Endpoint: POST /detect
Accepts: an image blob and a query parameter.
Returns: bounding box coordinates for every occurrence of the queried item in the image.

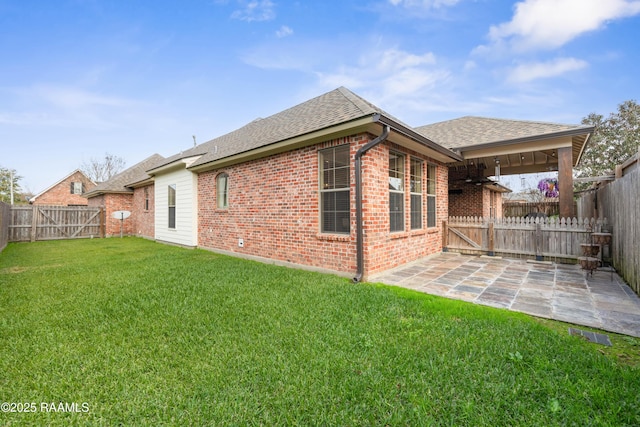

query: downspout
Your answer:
[353,123,390,282]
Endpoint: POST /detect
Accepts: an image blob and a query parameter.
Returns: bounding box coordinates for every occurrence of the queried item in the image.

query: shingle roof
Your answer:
[415,116,590,150]
[84,153,165,197]
[187,87,408,169]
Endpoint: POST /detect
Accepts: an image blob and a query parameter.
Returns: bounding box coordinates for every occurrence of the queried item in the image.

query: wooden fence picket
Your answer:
[8,205,104,242]
[444,216,604,261]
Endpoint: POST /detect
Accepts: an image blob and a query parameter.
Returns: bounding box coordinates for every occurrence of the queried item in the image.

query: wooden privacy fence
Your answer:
[0,201,10,252]
[9,205,104,242]
[577,152,639,294]
[444,216,609,262]
[503,201,560,217]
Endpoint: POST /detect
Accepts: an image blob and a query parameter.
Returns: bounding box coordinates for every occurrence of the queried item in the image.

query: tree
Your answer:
[576,100,640,188]
[0,166,22,204]
[81,153,126,183]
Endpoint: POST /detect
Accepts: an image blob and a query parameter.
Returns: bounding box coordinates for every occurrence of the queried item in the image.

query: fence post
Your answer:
[442,220,448,252]
[534,222,543,261]
[30,205,38,242]
[100,208,106,238]
[488,221,495,256]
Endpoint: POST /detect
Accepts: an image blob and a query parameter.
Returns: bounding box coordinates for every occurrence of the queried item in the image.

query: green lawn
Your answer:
[1,238,639,426]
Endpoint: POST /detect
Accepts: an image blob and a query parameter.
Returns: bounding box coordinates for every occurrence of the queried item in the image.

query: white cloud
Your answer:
[0,84,146,130]
[231,0,275,22]
[507,57,588,83]
[276,25,293,38]
[30,85,134,109]
[315,48,449,106]
[483,0,640,52]
[388,0,461,9]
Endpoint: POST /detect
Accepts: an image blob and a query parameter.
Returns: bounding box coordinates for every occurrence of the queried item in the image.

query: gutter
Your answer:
[353,122,390,283]
[452,125,595,154]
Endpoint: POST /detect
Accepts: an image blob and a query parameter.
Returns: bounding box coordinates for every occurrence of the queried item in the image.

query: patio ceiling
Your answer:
[416,116,594,178]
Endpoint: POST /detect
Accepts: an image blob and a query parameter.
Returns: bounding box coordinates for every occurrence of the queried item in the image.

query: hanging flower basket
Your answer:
[537,178,559,198]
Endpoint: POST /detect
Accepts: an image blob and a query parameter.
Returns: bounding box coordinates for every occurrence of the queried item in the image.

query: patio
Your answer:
[371,252,640,338]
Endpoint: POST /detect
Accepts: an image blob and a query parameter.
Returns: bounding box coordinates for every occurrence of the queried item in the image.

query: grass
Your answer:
[0,238,639,426]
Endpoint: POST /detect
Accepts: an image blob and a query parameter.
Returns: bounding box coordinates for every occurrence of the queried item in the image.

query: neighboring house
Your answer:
[84,154,164,238]
[86,87,593,280]
[30,169,96,206]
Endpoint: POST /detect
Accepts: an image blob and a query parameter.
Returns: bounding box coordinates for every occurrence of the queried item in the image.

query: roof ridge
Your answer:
[336,86,378,116]
[422,115,586,129]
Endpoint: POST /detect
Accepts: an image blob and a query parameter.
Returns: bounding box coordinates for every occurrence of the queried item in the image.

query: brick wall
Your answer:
[32,171,96,206]
[197,133,449,279]
[88,193,134,236]
[361,142,448,276]
[447,166,504,218]
[198,137,356,273]
[132,184,155,238]
[449,181,484,217]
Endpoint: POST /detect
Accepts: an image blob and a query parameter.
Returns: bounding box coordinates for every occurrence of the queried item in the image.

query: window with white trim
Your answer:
[71,182,83,195]
[319,145,350,234]
[217,173,229,209]
[389,151,405,232]
[168,184,176,229]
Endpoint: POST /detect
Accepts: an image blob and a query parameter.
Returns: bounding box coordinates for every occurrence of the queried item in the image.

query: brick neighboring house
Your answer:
[84,154,164,238]
[88,87,593,280]
[29,169,96,206]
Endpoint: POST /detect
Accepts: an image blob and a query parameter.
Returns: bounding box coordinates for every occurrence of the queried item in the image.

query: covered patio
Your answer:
[371,252,640,338]
[416,117,595,218]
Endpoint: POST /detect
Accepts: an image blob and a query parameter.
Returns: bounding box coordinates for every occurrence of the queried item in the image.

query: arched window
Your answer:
[217,173,229,209]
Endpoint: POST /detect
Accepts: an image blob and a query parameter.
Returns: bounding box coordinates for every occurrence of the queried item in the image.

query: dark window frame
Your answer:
[410,157,423,230]
[319,145,350,234]
[427,163,437,228]
[389,151,405,233]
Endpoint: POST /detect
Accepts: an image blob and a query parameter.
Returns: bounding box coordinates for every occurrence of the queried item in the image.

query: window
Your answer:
[168,184,176,229]
[427,164,436,228]
[389,151,405,232]
[144,187,150,211]
[217,173,229,209]
[410,158,423,230]
[320,145,350,234]
[70,182,83,195]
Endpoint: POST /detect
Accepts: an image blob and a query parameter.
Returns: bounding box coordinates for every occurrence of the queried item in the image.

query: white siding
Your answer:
[154,168,198,246]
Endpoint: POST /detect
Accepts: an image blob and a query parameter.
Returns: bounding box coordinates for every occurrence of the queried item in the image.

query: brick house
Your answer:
[143,88,460,280]
[84,154,164,238]
[30,169,96,206]
[86,87,593,280]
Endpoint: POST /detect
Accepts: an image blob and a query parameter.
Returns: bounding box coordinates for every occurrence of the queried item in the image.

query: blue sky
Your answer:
[2,0,639,194]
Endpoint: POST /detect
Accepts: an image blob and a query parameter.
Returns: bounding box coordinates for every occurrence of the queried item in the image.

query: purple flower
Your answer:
[537,178,559,198]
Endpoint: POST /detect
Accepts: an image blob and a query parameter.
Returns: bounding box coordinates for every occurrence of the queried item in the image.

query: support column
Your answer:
[558,146,574,219]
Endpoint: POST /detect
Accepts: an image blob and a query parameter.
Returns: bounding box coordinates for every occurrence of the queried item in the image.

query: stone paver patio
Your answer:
[370,252,640,338]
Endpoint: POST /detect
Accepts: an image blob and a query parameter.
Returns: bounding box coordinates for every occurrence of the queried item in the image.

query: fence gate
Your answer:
[9,205,104,242]
[444,216,608,261]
